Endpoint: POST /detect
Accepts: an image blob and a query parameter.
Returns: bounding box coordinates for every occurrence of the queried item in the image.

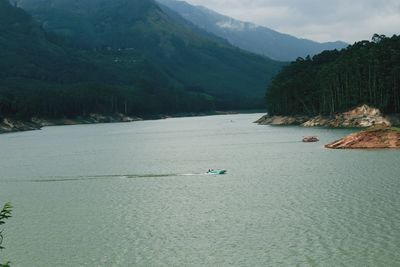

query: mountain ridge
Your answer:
[157,0,348,61]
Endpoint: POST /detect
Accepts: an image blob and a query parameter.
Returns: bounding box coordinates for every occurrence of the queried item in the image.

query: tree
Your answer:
[372,33,386,43]
[265,34,400,115]
[0,203,12,267]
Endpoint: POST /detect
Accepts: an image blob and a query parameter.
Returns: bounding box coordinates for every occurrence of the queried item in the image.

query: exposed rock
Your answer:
[257,105,395,128]
[302,136,319,142]
[255,115,309,125]
[302,105,392,128]
[0,113,144,134]
[87,113,142,123]
[301,116,331,127]
[332,104,391,127]
[325,127,400,149]
[31,117,56,127]
[344,104,381,117]
[0,118,41,133]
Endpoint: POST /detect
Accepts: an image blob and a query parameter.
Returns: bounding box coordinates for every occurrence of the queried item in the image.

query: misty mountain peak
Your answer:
[216,20,258,32]
[157,0,348,61]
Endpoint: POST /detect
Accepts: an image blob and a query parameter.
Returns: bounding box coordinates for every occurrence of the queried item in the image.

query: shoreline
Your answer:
[255,105,400,128]
[255,105,400,149]
[0,110,265,135]
[325,127,400,149]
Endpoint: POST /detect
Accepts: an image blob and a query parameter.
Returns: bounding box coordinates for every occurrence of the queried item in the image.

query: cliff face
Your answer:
[325,127,400,149]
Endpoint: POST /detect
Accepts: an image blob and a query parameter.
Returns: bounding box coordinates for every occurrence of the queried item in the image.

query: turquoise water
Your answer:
[1,113,400,266]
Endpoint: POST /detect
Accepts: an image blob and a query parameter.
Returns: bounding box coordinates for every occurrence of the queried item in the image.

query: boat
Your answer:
[206,169,227,175]
[302,136,319,142]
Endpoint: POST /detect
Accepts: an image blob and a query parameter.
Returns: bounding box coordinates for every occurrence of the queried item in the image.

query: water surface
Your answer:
[1,114,400,266]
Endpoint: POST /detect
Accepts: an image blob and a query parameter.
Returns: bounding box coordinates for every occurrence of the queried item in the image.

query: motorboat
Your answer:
[206,169,227,175]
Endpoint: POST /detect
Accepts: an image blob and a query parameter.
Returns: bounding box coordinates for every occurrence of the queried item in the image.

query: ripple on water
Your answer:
[1,114,400,266]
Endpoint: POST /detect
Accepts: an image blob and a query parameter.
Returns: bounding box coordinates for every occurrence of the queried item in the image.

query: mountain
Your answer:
[265,34,400,116]
[0,0,130,118]
[1,0,203,118]
[0,0,108,84]
[14,0,284,111]
[157,0,348,61]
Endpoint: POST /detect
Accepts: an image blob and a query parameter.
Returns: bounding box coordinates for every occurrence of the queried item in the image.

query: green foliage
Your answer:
[0,202,12,267]
[266,34,400,115]
[0,0,283,120]
[0,203,12,222]
[0,261,10,267]
[0,83,215,118]
[0,202,12,249]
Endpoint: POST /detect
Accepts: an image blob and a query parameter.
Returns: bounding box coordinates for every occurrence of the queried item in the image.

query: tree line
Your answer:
[266,34,400,115]
[0,84,215,119]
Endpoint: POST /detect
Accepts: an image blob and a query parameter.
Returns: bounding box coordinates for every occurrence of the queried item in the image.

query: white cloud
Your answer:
[184,0,400,43]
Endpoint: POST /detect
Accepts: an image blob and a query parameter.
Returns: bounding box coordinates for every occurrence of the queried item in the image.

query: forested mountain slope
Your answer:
[0,0,110,84]
[1,0,284,119]
[0,0,125,118]
[15,0,283,110]
[0,0,217,117]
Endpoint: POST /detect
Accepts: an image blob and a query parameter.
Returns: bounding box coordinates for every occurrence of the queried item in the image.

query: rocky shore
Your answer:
[256,105,400,149]
[0,113,142,134]
[0,111,239,134]
[325,127,400,149]
[256,105,398,128]
[0,118,42,133]
[254,115,309,126]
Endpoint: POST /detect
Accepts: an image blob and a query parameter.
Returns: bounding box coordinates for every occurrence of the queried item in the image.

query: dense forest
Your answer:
[0,0,283,120]
[266,34,400,116]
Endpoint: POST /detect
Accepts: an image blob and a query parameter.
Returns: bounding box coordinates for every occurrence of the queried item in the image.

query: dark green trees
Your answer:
[266,35,400,115]
[0,203,12,267]
[0,0,283,120]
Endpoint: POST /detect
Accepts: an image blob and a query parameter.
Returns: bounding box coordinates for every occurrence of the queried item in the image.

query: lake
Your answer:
[1,113,400,266]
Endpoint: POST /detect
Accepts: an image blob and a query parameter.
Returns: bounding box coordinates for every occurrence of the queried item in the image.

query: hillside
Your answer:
[265,34,400,116]
[0,0,108,84]
[1,0,222,118]
[157,0,348,61]
[15,0,284,110]
[0,0,123,118]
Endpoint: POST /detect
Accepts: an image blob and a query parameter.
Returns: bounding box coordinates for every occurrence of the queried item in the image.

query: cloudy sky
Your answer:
[184,0,400,43]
